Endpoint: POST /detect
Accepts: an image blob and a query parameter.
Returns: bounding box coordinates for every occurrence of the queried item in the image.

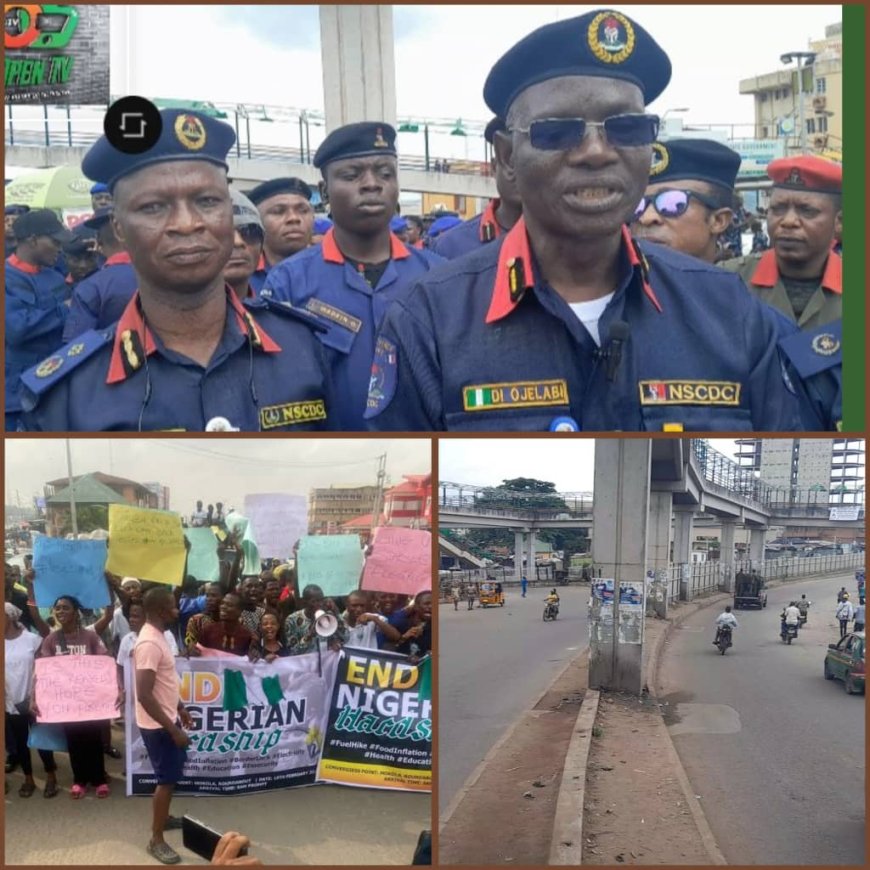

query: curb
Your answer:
[439,646,590,830]
[548,688,600,865]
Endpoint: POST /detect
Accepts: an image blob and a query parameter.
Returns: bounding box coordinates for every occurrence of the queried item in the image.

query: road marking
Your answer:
[668,703,742,736]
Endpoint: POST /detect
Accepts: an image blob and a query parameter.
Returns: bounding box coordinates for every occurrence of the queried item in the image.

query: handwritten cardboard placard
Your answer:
[361,527,432,596]
[243,494,307,559]
[32,537,109,608]
[34,655,118,723]
[185,527,220,582]
[297,535,364,597]
[105,504,186,586]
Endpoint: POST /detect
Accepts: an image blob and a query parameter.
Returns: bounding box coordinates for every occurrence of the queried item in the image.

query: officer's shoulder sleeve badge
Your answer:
[363,337,398,419]
[20,328,115,397]
[778,323,842,380]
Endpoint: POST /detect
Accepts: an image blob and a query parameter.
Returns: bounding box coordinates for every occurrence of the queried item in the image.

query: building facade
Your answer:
[308,485,382,534]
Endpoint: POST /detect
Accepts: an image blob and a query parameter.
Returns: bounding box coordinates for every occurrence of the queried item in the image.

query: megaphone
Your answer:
[314,609,338,638]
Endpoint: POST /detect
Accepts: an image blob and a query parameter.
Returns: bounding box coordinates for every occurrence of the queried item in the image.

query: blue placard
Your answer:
[32,537,109,609]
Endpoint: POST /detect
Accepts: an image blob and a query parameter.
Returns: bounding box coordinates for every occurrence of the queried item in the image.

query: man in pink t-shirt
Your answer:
[134,586,192,865]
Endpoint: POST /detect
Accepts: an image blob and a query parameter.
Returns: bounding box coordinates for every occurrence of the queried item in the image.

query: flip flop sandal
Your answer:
[95,783,110,798]
[43,781,59,799]
[70,784,86,799]
[18,782,36,798]
[147,840,181,865]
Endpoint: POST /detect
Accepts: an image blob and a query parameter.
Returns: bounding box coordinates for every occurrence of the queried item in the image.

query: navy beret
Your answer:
[314,122,397,170]
[389,216,408,233]
[648,139,741,192]
[82,109,236,191]
[89,182,109,195]
[484,9,671,117]
[428,215,463,238]
[313,217,333,234]
[63,224,98,255]
[5,204,30,216]
[248,176,312,205]
[484,117,506,145]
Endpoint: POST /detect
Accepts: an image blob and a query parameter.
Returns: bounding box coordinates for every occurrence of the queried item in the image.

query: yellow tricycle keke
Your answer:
[479,581,504,607]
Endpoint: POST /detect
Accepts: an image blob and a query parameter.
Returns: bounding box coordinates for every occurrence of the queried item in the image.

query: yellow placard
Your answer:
[316,758,431,791]
[105,504,186,586]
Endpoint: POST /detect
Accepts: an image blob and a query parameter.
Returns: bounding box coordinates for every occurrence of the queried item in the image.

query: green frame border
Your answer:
[842,4,865,431]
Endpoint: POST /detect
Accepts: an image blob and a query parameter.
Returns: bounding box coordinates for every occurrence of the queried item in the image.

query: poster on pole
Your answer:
[35,656,118,723]
[185,527,221,582]
[361,527,431,596]
[125,653,338,796]
[32,536,109,608]
[105,504,186,585]
[243,494,307,559]
[317,648,432,792]
[297,536,364,597]
[617,581,644,645]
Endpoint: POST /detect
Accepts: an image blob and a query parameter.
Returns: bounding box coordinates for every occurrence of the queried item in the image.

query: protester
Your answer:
[283,584,347,655]
[117,599,179,697]
[374,591,407,619]
[5,602,58,798]
[343,590,401,649]
[33,595,117,799]
[199,592,254,655]
[134,586,192,864]
[191,502,208,527]
[248,612,290,661]
[239,576,266,635]
[185,582,223,654]
[836,594,854,639]
[390,591,432,660]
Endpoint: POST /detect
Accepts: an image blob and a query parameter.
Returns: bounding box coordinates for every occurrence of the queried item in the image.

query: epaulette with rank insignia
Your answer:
[19,328,115,399]
[244,296,328,334]
[778,322,842,380]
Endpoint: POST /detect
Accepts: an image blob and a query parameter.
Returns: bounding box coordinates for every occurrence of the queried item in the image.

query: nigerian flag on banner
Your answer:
[417,654,431,704]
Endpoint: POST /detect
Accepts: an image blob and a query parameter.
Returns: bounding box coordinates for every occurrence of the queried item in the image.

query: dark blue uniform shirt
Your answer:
[430,200,504,260]
[5,254,69,425]
[63,252,139,341]
[262,229,444,429]
[364,219,803,432]
[20,289,337,432]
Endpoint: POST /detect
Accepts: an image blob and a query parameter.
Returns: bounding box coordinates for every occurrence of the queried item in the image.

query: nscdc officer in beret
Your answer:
[19,108,337,432]
[430,117,523,260]
[246,176,315,293]
[632,138,741,264]
[261,121,445,430]
[720,155,842,330]
[366,9,802,432]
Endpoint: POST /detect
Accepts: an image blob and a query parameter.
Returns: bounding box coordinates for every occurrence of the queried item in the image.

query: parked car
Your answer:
[824,631,865,694]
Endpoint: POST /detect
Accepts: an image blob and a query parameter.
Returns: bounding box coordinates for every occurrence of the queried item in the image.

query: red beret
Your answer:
[767,155,841,193]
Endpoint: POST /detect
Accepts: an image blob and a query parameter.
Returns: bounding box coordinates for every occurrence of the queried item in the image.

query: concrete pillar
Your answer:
[589,439,651,695]
[647,491,673,573]
[673,509,695,601]
[514,531,524,584]
[526,531,536,586]
[319,5,398,133]
[749,527,766,570]
[719,521,737,593]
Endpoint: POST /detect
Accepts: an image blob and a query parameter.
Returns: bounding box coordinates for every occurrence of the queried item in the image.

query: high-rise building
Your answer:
[735,438,864,504]
[307,485,382,534]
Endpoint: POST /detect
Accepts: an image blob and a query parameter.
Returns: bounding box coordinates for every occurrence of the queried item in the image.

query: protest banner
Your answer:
[32,536,109,608]
[105,504,186,585]
[225,512,260,573]
[243,494,307,559]
[185,527,221,582]
[361,527,432,596]
[318,648,432,792]
[125,652,339,796]
[297,535,364,597]
[34,656,118,723]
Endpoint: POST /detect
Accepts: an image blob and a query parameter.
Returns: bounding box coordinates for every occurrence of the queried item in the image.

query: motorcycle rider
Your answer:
[796,594,811,625]
[713,605,738,645]
[546,588,560,617]
[781,601,801,640]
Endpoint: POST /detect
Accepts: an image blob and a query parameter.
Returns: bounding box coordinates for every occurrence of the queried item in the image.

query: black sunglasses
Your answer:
[632,189,722,221]
[510,114,660,150]
[237,224,265,244]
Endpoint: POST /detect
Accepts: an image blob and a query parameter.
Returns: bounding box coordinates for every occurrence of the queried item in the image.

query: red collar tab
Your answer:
[256,252,267,271]
[485,217,535,324]
[480,199,502,243]
[625,226,663,313]
[752,248,841,295]
[7,253,40,274]
[106,292,157,384]
[227,288,282,352]
[104,251,132,267]
[65,273,74,285]
[322,227,409,263]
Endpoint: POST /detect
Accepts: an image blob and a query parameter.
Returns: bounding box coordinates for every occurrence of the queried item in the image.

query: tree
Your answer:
[55,504,108,536]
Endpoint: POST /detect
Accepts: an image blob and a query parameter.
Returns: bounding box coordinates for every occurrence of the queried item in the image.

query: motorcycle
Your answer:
[780,622,799,644]
[543,601,559,621]
[716,626,733,655]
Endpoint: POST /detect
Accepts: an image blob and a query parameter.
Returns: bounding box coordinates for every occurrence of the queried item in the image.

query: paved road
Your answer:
[4,732,428,865]
[439,585,590,813]
[658,572,865,865]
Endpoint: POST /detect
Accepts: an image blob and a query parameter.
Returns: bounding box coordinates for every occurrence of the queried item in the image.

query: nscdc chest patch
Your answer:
[639,380,741,406]
[259,400,327,429]
[175,114,207,151]
[364,337,398,418]
[588,11,635,64]
[463,380,569,412]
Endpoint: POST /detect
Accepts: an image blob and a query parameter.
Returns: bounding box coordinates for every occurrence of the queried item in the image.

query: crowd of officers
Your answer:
[5,8,843,433]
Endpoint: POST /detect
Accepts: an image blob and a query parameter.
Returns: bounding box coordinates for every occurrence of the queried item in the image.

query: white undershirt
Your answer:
[568,293,615,346]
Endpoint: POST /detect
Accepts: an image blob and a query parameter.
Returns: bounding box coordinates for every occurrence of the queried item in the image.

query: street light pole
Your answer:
[780,51,816,154]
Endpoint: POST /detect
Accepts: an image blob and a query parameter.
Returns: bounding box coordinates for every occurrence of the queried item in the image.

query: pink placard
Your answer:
[361,527,432,596]
[34,655,119,723]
